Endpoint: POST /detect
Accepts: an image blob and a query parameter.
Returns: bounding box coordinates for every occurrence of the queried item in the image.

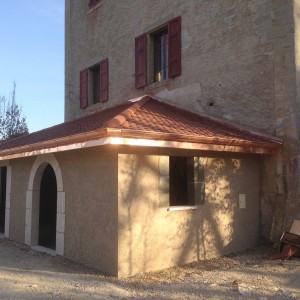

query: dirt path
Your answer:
[0,239,299,299]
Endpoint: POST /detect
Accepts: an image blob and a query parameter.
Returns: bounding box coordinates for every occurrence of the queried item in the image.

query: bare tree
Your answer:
[0,83,29,141]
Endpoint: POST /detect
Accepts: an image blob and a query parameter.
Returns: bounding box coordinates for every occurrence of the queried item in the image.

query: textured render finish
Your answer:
[9,157,36,243]
[5,147,118,276]
[118,153,260,277]
[65,0,275,134]
[56,147,119,276]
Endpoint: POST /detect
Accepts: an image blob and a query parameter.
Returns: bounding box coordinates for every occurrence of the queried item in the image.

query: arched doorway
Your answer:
[25,154,65,256]
[38,164,57,250]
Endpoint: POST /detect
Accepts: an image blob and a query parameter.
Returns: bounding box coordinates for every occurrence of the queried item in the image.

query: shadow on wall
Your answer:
[118,154,256,276]
[197,158,240,261]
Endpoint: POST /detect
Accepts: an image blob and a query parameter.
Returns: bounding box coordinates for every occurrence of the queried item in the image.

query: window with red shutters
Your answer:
[135,16,181,87]
[100,58,108,102]
[80,58,109,108]
[168,16,181,78]
[135,33,147,88]
[80,69,88,109]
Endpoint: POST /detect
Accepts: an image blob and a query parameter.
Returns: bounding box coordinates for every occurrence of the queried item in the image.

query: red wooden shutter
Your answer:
[80,69,88,109]
[100,58,108,102]
[168,16,181,78]
[135,33,147,88]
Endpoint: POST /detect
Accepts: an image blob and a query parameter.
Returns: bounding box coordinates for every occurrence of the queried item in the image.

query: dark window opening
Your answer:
[169,156,205,206]
[0,167,7,234]
[169,156,187,206]
[39,164,57,250]
[90,64,100,104]
[153,28,168,82]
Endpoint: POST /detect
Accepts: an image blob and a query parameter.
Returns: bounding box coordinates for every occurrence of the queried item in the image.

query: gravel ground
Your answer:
[0,238,299,299]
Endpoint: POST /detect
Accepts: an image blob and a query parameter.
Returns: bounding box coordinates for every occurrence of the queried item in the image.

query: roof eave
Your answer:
[107,128,282,149]
[0,129,281,161]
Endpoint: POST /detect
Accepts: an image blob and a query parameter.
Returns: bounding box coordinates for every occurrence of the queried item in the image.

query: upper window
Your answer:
[135,16,181,88]
[153,28,168,82]
[79,58,109,109]
[88,0,102,9]
[90,64,100,104]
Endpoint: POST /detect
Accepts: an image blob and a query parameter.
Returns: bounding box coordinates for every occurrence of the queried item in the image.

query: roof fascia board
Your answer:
[0,136,279,161]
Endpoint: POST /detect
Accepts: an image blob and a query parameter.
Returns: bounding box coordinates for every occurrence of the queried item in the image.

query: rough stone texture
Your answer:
[65,0,275,134]
[118,152,260,277]
[267,0,300,241]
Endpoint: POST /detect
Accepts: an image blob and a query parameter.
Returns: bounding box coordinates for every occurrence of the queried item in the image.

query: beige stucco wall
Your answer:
[56,147,118,275]
[65,0,275,134]
[9,157,36,243]
[7,147,118,276]
[118,153,260,277]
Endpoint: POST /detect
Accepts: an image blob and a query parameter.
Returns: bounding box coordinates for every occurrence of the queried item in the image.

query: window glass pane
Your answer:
[92,65,100,104]
[169,156,188,206]
[169,156,205,206]
[153,29,168,82]
[89,64,100,104]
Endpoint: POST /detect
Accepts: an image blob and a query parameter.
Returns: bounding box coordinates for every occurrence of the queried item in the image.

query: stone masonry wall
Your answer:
[65,0,276,135]
[65,0,300,242]
[264,0,300,241]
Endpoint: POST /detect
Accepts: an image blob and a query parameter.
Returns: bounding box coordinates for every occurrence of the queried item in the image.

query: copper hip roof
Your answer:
[0,95,282,159]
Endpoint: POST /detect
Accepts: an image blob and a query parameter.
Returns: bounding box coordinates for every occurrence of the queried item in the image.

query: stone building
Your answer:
[0,0,299,276]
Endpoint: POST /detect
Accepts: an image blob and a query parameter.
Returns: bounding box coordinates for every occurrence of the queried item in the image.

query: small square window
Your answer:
[169,156,189,206]
[169,156,205,207]
[158,156,205,208]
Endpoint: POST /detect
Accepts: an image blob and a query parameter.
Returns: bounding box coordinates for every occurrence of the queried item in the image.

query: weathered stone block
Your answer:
[282,33,295,48]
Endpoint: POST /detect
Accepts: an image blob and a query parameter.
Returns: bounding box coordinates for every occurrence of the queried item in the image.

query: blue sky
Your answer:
[0,0,64,133]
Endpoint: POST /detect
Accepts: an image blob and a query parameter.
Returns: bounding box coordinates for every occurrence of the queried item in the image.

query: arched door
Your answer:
[38,164,57,250]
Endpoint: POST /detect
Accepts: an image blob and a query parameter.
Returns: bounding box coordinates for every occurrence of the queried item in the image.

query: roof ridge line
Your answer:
[104,95,150,128]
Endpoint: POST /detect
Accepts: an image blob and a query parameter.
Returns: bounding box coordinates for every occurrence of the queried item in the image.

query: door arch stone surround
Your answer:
[25,154,65,255]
